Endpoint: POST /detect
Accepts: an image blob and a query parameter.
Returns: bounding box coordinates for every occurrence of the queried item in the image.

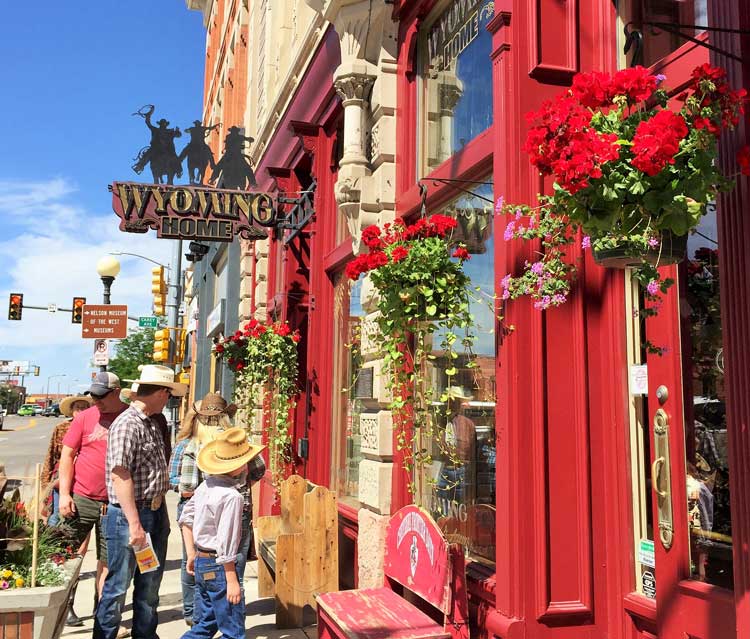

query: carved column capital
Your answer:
[334,72,376,105]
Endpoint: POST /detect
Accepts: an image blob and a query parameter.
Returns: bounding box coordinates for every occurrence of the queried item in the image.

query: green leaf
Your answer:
[426,304,437,316]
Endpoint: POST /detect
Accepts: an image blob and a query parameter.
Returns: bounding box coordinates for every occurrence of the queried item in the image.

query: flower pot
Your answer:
[593,232,688,269]
[0,556,82,639]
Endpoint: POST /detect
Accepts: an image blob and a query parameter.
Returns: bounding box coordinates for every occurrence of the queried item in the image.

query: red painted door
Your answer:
[646,222,736,638]
[624,3,739,636]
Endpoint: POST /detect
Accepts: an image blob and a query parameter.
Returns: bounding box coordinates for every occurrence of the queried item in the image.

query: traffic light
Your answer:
[8,293,23,320]
[151,267,167,317]
[153,328,170,362]
[33,366,40,376]
[175,328,186,363]
[72,297,86,324]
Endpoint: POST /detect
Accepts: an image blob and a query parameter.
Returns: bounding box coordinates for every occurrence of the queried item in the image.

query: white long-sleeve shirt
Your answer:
[178,474,244,564]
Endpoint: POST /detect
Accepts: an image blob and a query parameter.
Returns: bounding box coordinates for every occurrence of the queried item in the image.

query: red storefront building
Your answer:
[188,1,750,637]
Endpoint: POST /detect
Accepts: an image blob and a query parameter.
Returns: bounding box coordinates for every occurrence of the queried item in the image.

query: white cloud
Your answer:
[0,177,179,393]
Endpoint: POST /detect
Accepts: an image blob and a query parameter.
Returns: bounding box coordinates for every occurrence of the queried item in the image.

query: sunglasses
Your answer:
[90,389,114,400]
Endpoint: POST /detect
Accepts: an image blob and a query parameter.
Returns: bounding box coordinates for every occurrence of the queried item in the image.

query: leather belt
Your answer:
[111,495,164,511]
[195,545,216,558]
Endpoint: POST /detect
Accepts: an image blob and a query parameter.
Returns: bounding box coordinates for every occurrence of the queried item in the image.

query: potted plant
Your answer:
[499,63,747,311]
[212,320,301,487]
[345,214,476,494]
[0,487,81,639]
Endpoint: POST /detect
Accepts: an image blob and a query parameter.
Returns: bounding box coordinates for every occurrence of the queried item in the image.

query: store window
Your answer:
[331,274,366,506]
[620,0,708,68]
[419,0,494,175]
[419,182,496,564]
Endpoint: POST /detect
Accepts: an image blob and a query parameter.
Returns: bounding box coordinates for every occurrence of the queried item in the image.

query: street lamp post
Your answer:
[97,256,121,306]
[46,374,66,408]
[96,256,121,371]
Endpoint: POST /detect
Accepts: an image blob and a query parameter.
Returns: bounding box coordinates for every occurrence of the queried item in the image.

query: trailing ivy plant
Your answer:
[345,215,476,495]
[212,319,301,487]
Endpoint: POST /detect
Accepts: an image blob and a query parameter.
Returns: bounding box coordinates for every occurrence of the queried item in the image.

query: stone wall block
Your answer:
[357,508,388,588]
[358,459,393,513]
[359,410,393,458]
[360,312,382,359]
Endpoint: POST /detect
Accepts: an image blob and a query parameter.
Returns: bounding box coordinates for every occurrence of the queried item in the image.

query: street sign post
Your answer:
[138,316,158,328]
[93,339,109,366]
[81,304,128,339]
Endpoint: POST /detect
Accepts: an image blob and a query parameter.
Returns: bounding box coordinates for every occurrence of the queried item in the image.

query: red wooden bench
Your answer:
[316,505,469,639]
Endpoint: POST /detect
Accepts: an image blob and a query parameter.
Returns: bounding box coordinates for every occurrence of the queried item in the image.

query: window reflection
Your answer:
[683,218,732,588]
[419,182,496,564]
[421,0,494,174]
[332,275,365,504]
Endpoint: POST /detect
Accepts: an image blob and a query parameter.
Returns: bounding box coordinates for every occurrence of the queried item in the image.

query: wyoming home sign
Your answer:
[110,182,275,242]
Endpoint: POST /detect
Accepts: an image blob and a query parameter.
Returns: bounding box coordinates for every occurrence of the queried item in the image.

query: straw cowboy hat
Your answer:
[445,386,474,401]
[124,364,188,397]
[194,392,237,418]
[197,427,265,475]
[59,395,93,418]
[120,383,139,401]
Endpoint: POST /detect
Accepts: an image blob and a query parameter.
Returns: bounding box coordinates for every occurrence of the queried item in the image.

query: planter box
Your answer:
[0,556,82,639]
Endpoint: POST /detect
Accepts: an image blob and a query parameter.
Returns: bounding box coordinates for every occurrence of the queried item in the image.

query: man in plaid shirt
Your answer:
[94,365,187,639]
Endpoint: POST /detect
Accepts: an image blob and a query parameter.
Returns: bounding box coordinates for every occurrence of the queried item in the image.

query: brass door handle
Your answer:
[653,408,674,549]
[651,456,668,497]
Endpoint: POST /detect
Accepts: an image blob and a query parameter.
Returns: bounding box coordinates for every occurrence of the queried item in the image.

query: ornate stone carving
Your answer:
[334,73,376,104]
[439,83,463,114]
[335,175,361,205]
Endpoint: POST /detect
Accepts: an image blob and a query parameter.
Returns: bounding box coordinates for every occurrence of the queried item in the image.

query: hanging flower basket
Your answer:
[212,320,301,487]
[498,63,747,313]
[592,230,688,269]
[345,215,477,494]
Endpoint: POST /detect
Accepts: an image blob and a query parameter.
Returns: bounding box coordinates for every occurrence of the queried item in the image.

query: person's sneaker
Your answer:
[65,609,84,627]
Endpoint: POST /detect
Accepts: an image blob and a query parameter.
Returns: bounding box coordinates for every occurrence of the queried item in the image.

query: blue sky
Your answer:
[0,2,206,394]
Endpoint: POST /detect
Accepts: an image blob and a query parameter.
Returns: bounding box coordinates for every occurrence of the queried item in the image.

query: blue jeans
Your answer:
[177,498,195,623]
[184,556,245,639]
[48,489,61,526]
[93,503,170,639]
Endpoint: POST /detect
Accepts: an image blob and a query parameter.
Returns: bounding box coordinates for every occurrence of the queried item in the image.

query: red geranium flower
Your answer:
[452,246,470,260]
[391,246,409,262]
[631,110,688,176]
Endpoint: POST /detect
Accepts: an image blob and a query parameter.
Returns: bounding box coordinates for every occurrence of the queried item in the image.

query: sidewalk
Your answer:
[62,492,317,639]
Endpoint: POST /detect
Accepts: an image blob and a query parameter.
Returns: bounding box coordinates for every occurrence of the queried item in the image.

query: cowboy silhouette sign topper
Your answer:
[111,105,275,242]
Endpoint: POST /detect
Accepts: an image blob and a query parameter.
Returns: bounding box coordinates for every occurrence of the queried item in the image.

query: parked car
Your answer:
[32,405,44,415]
[42,403,61,417]
[17,404,37,416]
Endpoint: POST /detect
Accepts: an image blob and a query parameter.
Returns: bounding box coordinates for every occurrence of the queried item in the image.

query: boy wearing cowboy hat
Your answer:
[175,392,265,626]
[179,428,265,639]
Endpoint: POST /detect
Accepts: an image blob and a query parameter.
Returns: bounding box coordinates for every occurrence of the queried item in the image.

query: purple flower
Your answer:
[528,215,536,229]
[531,261,544,275]
[514,208,523,221]
[581,235,591,250]
[533,295,552,310]
[0,581,8,590]
[648,237,660,247]
[503,220,516,241]
[655,74,667,84]
[495,196,504,213]
[501,274,511,300]
[647,280,659,296]
[552,293,567,305]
